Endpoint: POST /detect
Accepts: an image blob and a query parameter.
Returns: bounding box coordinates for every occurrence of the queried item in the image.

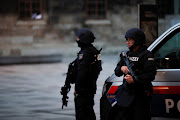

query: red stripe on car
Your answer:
[107,86,118,94]
[107,86,180,95]
[153,86,180,94]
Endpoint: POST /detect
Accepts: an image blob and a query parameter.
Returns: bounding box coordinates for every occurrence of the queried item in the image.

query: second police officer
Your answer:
[74,28,102,120]
[109,28,157,120]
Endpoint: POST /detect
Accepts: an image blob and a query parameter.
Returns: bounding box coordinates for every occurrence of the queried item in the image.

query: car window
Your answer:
[154,29,180,69]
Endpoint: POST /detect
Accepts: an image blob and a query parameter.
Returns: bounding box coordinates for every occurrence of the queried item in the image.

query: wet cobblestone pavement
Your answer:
[0,55,119,120]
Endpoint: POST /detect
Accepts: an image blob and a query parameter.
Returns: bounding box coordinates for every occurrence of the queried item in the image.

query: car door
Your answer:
[150,27,180,118]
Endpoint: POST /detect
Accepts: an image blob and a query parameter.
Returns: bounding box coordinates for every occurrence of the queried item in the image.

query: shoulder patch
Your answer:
[148,58,154,61]
[97,54,101,61]
[78,54,83,60]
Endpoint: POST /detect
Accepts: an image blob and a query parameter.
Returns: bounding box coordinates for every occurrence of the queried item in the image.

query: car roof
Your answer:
[148,22,180,52]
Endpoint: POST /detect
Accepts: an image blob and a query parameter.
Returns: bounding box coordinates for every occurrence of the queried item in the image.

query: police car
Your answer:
[100,22,180,120]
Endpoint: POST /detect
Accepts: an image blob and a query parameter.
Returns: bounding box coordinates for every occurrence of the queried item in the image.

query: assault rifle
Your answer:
[110,51,137,107]
[121,51,136,81]
[60,59,77,109]
[121,51,153,98]
[60,84,71,109]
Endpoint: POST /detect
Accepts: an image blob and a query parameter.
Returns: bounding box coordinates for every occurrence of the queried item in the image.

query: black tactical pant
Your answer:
[108,95,151,120]
[74,94,96,120]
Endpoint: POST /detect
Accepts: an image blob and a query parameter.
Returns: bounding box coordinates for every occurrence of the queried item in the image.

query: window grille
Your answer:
[156,0,174,18]
[18,0,43,20]
[86,0,107,19]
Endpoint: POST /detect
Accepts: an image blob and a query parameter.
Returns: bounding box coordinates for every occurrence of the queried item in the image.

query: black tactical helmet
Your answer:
[125,28,146,45]
[76,28,95,44]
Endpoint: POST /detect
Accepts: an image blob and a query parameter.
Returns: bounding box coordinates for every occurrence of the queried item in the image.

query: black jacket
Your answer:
[75,45,102,94]
[114,46,156,107]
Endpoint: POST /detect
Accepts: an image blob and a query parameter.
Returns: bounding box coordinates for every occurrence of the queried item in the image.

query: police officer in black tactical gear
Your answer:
[108,28,156,120]
[74,28,102,120]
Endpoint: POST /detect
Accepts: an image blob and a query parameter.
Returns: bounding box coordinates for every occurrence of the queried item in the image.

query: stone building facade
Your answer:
[0,0,179,57]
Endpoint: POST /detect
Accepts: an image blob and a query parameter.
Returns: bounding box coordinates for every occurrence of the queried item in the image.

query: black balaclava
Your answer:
[76,28,95,48]
[125,28,146,51]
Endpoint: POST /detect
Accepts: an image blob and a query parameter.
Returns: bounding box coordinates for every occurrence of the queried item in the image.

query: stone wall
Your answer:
[0,0,179,57]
